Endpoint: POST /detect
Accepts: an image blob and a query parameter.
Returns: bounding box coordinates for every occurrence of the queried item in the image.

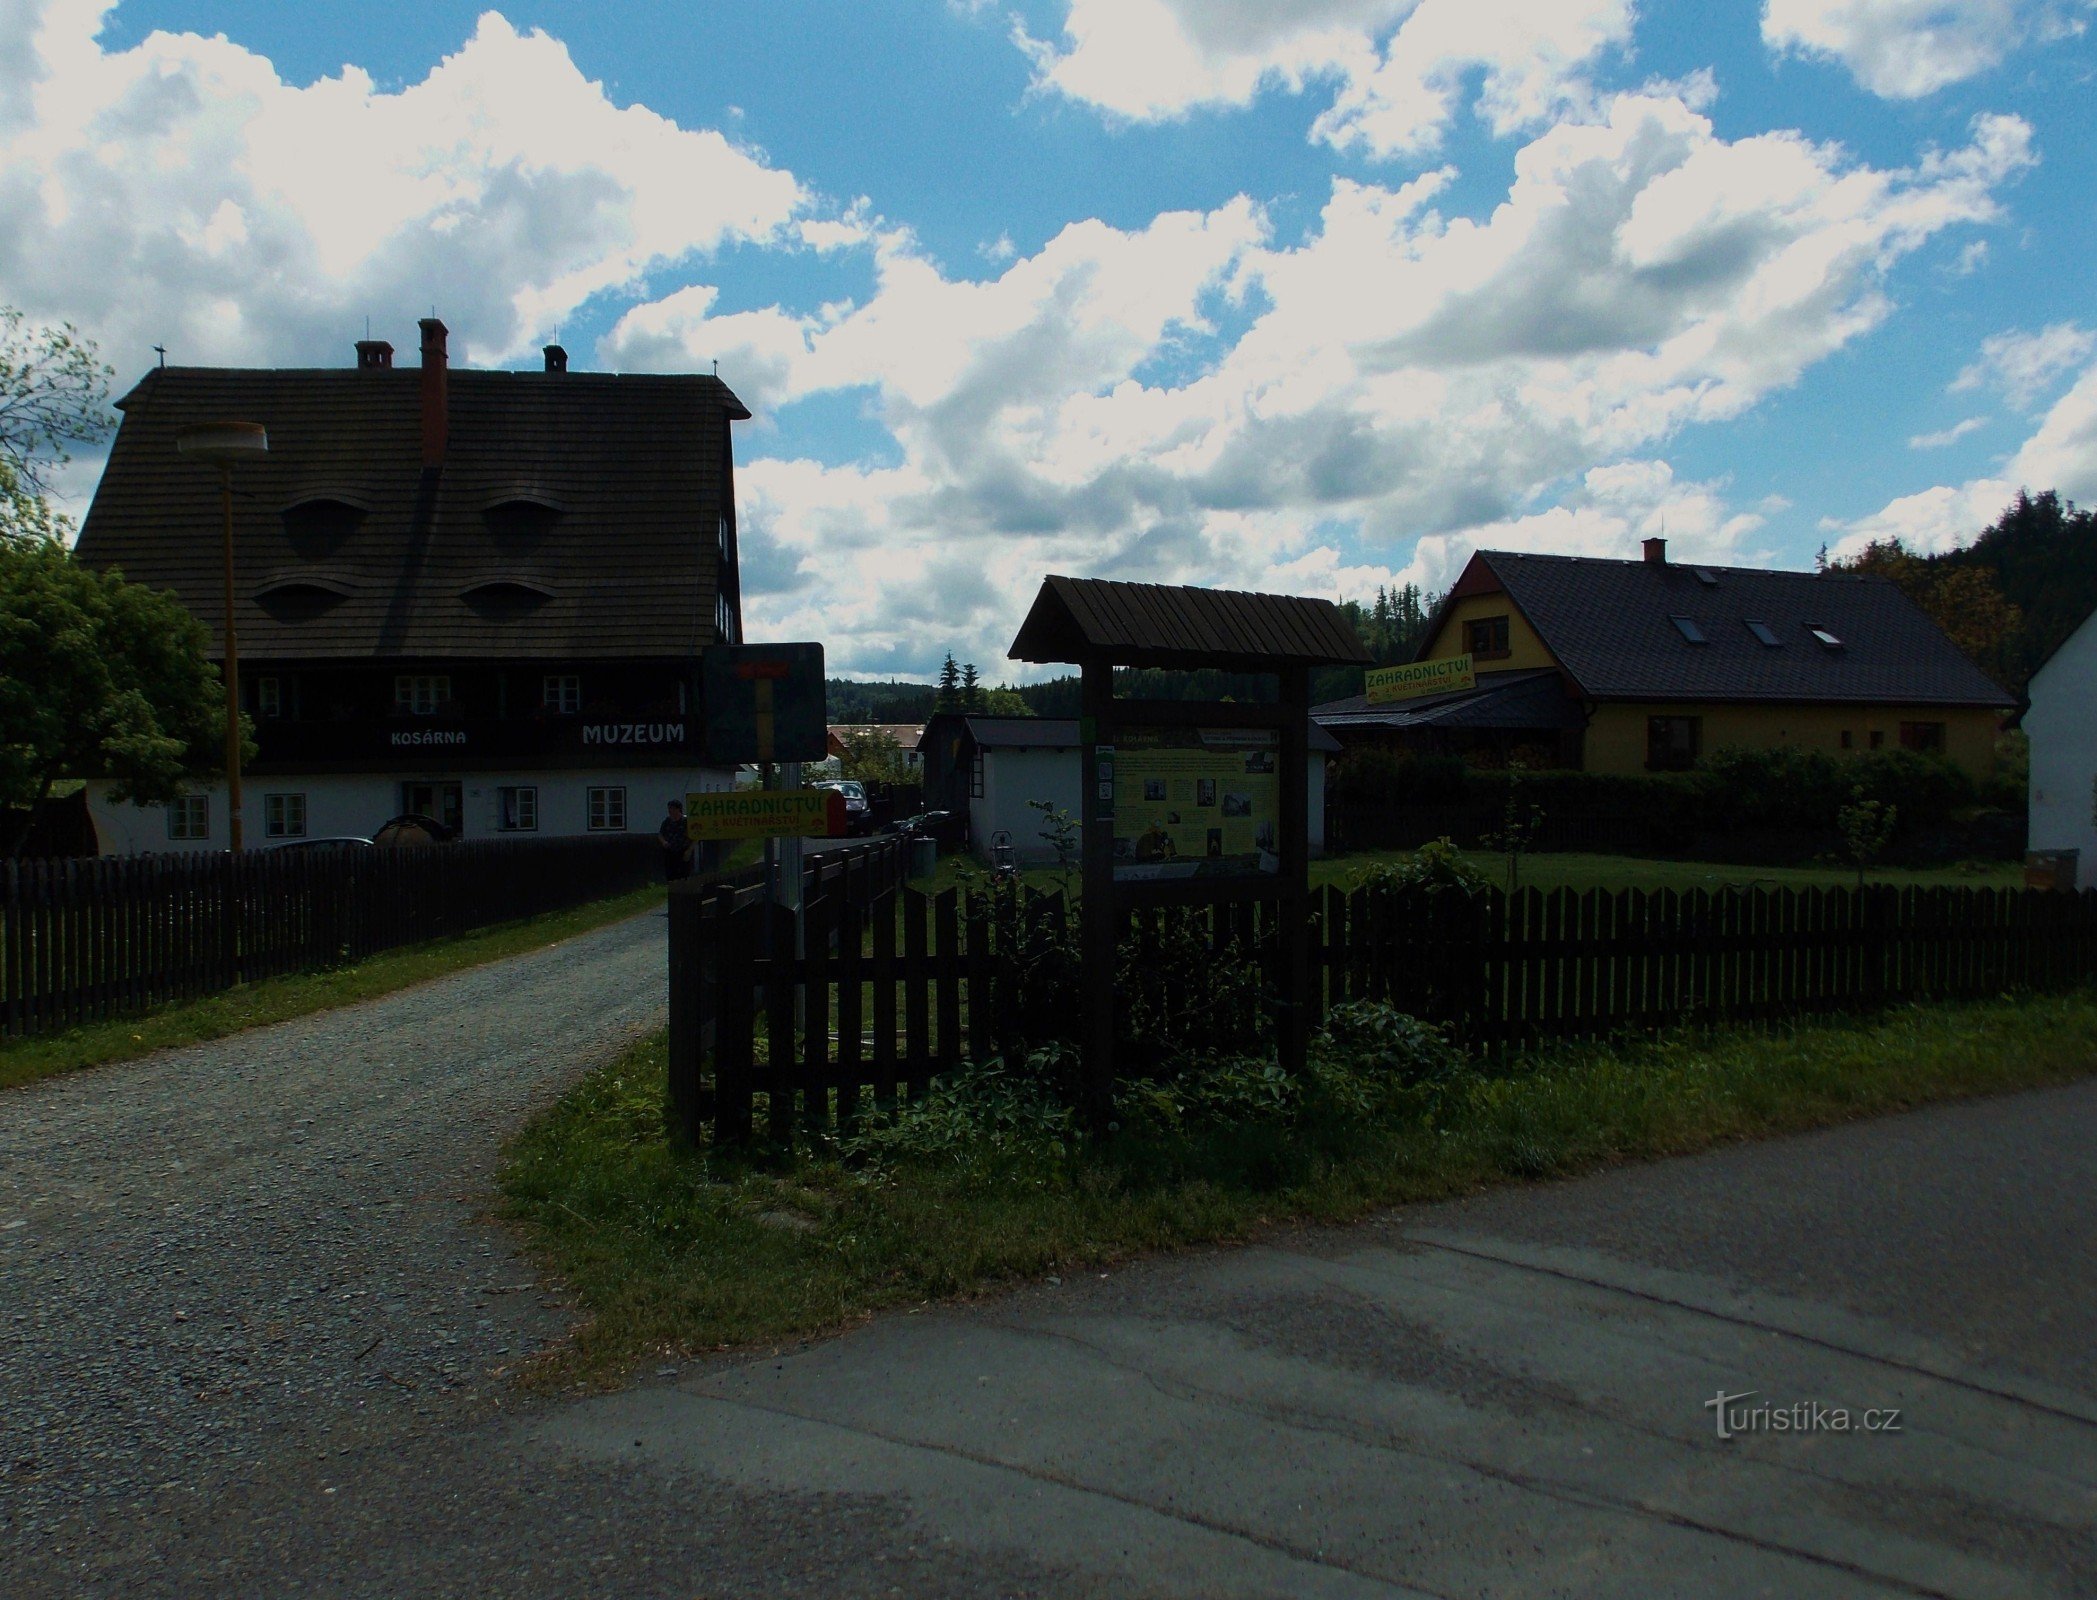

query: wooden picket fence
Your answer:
[672,871,2097,1145]
[0,835,663,1040]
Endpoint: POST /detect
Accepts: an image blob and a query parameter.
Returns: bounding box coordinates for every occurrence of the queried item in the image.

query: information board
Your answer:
[684,787,844,841]
[1108,728,1280,882]
[1365,653,1475,704]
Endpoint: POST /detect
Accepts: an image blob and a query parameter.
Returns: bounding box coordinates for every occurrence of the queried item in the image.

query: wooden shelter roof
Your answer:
[1008,575,1370,670]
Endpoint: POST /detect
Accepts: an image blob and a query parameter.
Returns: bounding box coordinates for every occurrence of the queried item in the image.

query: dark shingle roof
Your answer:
[73,362,748,661]
[962,715,1341,754]
[1446,552,2014,709]
[1312,669,1584,731]
[1009,576,1370,670]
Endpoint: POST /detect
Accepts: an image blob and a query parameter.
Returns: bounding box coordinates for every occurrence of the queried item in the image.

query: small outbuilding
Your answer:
[2027,602,2097,888]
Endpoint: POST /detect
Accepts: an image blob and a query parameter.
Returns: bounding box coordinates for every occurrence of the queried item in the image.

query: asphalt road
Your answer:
[5,907,2093,1597]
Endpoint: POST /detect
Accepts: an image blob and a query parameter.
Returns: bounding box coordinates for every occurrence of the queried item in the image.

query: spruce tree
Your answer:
[935,652,961,712]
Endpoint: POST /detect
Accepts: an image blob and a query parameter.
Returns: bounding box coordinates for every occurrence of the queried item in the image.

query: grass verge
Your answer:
[0,882,668,1092]
[500,990,2097,1383]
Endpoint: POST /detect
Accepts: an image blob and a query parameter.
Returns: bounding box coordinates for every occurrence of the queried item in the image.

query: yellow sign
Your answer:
[1365,654,1475,704]
[1110,728,1281,882]
[684,788,841,841]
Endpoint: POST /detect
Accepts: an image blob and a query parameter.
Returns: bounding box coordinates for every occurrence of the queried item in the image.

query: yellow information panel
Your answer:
[685,788,841,841]
[1109,728,1280,882]
[1365,654,1475,704]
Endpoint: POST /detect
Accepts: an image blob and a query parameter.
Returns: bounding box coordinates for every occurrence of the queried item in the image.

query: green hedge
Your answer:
[1332,744,1987,840]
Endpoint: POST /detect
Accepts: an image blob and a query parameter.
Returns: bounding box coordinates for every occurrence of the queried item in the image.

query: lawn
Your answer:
[0,880,670,1092]
[500,989,2097,1384]
[912,846,2023,900]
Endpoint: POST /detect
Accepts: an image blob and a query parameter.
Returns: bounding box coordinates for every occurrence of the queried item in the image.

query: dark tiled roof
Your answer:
[73,362,749,661]
[1442,552,2015,709]
[1312,669,1584,731]
[1009,576,1370,669]
[962,715,1342,754]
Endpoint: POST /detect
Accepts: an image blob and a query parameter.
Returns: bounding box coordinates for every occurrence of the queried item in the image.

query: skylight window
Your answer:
[1694,567,1718,587]
[1807,624,1843,649]
[1671,615,1707,645]
[1746,620,1781,647]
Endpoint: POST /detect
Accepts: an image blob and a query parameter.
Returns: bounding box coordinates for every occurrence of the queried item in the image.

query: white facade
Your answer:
[2027,606,2097,888]
[87,765,738,854]
[968,743,1328,865]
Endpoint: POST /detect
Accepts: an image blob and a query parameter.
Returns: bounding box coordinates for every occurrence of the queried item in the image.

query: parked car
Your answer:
[813,779,872,835]
[266,835,374,851]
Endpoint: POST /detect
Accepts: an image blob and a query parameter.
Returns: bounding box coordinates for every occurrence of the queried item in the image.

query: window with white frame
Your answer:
[497,785,539,832]
[255,676,283,718]
[586,786,627,831]
[542,674,581,714]
[394,674,451,715]
[264,793,307,838]
[167,795,209,840]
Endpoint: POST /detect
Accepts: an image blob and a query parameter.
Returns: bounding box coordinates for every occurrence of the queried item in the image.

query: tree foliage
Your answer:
[1828,490,2097,697]
[0,306,113,544]
[834,726,911,785]
[1833,536,2024,687]
[0,540,230,850]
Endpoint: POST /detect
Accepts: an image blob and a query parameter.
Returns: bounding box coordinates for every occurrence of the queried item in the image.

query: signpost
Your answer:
[702,643,827,765]
[1009,576,1369,1128]
[1364,653,1474,704]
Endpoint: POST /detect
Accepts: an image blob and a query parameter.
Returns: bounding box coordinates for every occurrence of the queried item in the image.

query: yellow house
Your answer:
[1314,541,2013,778]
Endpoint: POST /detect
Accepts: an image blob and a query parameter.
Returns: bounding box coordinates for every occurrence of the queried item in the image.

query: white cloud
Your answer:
[1763,0,2093,99]
[1907,415,1986,449]
[1950,322,2095,411]
[0,3,805,373]
[1016,0,1634,160]
[604,91,2027,672]
[1832,356,2097,556]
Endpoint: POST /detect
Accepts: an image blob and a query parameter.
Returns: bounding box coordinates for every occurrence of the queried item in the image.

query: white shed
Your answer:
[2027,603,2097,888]
[953,716,1334,866]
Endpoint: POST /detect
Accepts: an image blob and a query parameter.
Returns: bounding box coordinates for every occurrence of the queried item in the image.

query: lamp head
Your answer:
[176,420,269,466]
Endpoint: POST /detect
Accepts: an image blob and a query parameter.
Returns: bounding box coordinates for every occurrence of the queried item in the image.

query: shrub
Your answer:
[1352,836,1488,896]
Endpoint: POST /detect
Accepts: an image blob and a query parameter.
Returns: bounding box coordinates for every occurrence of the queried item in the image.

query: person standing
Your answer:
[658,798,694,882]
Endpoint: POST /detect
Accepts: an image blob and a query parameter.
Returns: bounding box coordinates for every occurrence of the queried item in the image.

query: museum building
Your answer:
[72,321,750,851]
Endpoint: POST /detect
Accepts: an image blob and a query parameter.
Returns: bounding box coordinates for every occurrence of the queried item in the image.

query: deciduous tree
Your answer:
[0,307,112,545]
[0,540,230,854]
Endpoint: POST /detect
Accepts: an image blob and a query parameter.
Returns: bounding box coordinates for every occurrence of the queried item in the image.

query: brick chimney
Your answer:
[543,344,568,373]
[355,339,394,370]
[1642,536,1667,566]
[418,318,448,467]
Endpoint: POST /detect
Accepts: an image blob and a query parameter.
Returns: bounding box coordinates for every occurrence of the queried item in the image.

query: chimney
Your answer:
[543,344,568,374]
[1642,536,1667,566]
[418,317,448,468]
[355,339,394,370]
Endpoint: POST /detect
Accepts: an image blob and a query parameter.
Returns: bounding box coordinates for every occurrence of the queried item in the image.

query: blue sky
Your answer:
[8,0,2096,677]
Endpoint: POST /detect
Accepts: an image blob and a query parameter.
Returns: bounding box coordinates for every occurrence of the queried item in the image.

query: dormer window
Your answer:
[279,491,369,553]
[482,490,564,544]
[459,579,553,618]
[1670,615,1707,645]
[1807,624,1843,650]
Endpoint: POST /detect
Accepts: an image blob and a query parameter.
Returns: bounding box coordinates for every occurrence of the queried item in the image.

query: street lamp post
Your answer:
[176,421,268,853]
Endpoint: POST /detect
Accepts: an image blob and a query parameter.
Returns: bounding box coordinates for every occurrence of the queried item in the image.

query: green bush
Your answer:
[1351,836,1488,896]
